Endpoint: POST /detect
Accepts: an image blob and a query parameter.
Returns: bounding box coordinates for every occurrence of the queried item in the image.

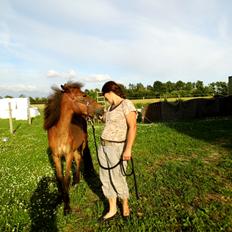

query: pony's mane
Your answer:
[43,82,83,130]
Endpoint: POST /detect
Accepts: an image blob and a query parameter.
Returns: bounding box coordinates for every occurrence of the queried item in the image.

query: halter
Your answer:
[70,94,93,118]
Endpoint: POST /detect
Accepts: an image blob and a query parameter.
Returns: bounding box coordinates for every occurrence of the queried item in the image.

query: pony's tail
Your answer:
[82,142,95,178]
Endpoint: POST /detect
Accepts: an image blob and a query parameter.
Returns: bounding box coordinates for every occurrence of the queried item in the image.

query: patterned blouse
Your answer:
[101,99,136,142]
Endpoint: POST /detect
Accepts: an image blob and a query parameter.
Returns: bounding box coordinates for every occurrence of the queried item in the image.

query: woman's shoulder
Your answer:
[122,98,133,105]
[122,99,136,114]
[122,99,135,107]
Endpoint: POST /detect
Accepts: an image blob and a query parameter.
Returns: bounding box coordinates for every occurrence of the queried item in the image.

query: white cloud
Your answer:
[82,74,111,82]
[11,0,123,26]
[217,16,230,41]
[0,84,36,92]
[10,10,230,85]
[67,70,77,79]
[47,70,61,78]
[47,69,77,79]
[47,68,109,83]
[0,31,11,48]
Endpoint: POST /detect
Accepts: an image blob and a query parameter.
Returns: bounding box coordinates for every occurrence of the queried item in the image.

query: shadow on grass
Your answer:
[12,123,21,134]
[81,144,108,215]
[165,117,232,152]
[29,176,62,232]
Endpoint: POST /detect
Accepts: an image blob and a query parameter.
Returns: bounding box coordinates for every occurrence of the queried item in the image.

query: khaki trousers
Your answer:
[98,142,129,199]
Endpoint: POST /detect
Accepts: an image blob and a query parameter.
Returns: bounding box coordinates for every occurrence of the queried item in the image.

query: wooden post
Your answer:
[28,100,31,125]
[8,102,13,134]
[96,91,106,107]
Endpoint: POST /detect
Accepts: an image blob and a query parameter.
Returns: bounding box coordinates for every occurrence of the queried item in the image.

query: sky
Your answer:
[0,0,232,97]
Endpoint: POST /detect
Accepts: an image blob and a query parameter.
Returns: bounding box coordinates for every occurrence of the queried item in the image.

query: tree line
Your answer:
[86,80,228,100]
[0,80,229,104]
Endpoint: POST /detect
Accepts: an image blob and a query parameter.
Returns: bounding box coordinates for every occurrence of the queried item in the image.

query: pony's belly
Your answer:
[49,136,72,156]
[57,144,72,156]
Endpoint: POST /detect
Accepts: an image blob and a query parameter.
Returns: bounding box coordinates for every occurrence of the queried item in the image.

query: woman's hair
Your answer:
[102,81,126,98]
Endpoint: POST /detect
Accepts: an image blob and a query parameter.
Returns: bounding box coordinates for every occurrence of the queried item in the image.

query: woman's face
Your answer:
[104,92,113,104]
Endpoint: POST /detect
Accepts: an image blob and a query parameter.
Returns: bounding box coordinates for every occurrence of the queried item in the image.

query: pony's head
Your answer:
[44,82,104,130]
[61,82,104,118]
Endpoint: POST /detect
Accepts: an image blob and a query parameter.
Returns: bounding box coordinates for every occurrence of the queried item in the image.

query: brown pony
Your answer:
[44,82,104,214]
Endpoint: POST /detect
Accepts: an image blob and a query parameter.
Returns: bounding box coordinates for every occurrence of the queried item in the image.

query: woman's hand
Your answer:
[123,111,136,161]
[123,148,132,161]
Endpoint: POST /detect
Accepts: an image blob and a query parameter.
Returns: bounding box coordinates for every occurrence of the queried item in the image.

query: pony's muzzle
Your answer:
[95,107,104,117]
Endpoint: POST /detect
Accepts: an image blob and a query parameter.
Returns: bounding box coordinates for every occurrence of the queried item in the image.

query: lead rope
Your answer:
[89,119,139,200]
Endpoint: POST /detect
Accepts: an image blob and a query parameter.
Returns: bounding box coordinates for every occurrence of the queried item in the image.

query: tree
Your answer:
[19,94,26,98]
[119,83,127,93]
[153,81,165,97]
[135,83,145,91]
[165,81,175,93]
[175,80,185,91]
[196,80,204,90]
[185,82,194,91]
[128,83,136,90]
[29,97,36,104]
[208,83,216,95]
[215,82,228,96]
[84,89,99,99]
[192,81,207,96]
[147,85,153,91]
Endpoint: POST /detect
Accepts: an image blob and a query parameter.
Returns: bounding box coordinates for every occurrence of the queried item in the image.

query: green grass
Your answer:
[0,115,231,231]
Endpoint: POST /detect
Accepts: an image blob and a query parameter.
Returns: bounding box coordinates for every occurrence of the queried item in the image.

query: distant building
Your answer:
[229,76,232,95]
[0,98,40,120]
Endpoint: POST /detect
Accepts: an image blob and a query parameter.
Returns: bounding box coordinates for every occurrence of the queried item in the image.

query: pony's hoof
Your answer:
[72,179,79,186]
[72,174,80,186]
[64,207,72,215]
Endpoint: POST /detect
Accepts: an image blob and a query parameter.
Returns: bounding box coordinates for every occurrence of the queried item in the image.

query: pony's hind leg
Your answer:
[72,150,82,186]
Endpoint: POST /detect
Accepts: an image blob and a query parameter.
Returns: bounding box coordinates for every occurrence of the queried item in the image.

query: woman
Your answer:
[98,81,137,221]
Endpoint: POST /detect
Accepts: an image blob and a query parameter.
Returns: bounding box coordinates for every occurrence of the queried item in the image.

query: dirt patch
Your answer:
[203,151,221,164]
[205,193,231,204]
[194,193,231,206]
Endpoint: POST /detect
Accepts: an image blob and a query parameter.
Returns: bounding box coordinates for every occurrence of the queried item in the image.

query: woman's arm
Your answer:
[123,111,137,160]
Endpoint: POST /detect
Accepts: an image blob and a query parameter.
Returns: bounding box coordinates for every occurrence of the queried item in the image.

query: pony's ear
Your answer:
[61,84,70,93]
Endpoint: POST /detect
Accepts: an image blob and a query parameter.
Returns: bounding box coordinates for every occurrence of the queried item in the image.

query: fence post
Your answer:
[8,102,13,134]
[28,100,31,125]
[96,92,106,107]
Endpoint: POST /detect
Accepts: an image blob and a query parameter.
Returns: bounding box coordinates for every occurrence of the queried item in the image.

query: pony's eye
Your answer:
[82,94,87,98]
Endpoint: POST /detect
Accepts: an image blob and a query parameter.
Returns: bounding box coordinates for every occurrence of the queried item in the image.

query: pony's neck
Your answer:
[57,96,74,130]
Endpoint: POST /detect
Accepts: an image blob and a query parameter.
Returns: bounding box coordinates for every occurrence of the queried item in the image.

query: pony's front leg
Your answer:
[52,154,64,195]
[63,153,73,215]
[73,150,82,186]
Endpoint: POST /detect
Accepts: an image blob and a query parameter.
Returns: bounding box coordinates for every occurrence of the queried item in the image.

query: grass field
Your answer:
[130,96,213,106]
[0,113,231,231]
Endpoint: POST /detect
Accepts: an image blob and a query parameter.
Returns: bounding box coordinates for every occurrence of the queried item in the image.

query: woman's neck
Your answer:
[112,95,123,106]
